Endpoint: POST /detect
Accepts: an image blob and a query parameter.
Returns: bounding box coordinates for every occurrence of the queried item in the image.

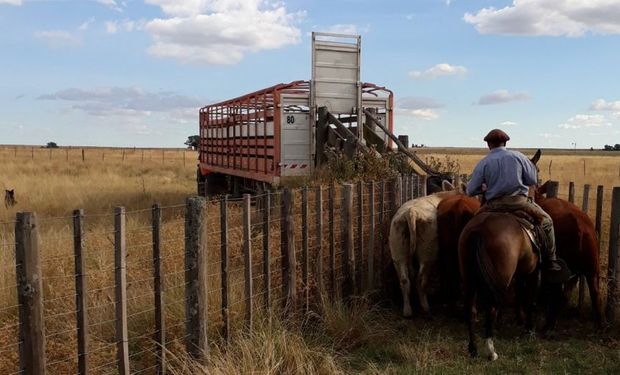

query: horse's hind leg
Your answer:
[467,291,478,358]
[396,261,413,318]
[524,273,539,334]
[482,306,499,361]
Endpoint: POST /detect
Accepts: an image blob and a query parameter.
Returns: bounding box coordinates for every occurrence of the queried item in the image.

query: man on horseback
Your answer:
[466,129,564,279]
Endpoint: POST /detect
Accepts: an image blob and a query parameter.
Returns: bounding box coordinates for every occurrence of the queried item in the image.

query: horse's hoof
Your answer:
[488,352,498,361]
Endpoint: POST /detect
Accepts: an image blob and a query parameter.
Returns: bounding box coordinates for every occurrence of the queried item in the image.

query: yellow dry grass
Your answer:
[1,145,619,374]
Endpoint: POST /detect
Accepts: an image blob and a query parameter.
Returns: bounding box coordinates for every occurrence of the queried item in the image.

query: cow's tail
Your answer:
[406,208,417,257]
[468,232,505,306]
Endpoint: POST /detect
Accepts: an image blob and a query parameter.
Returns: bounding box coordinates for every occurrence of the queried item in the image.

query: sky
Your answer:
[1,0,620,149]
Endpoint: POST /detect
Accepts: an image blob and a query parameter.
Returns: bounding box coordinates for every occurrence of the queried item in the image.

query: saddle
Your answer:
[477,205,547,260]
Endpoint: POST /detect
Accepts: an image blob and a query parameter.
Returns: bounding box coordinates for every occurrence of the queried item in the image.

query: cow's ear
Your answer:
[538,180,548,195]
[531,149,542,165]
[442,180,455,191]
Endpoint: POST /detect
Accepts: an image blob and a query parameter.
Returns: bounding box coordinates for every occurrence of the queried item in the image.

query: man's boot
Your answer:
[540,221,568,283]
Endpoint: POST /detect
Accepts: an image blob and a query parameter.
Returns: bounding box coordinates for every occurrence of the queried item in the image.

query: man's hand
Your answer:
[481,183,488,192]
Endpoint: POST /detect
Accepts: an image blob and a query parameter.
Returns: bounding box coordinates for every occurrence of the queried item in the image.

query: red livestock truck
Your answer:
[197,33,438,196]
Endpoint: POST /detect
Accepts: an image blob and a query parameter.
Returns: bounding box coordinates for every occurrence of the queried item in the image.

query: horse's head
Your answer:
[529,149,542,199]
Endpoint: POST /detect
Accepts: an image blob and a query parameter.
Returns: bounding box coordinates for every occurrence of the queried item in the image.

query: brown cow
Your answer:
[536,181,604,328]
[437,194,480,305]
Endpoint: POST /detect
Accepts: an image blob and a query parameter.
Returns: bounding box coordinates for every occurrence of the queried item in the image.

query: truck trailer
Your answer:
[197,32,440,196]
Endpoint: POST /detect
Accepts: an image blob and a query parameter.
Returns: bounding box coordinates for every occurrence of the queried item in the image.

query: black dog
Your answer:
[4,189,16,208]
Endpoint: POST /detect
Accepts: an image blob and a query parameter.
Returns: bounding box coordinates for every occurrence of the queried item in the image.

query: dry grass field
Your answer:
[0,145,619,374]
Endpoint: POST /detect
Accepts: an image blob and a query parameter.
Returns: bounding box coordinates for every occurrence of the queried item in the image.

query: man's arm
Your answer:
[466,161,485,196]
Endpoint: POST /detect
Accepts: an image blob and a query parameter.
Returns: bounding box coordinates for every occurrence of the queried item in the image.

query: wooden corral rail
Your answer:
[6,176,620,374]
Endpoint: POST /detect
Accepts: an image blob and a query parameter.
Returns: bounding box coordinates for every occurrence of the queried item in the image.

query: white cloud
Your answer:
[78,17,95,31]
[408,63,467,80]
[464,0,620,37]
[539,133,560,139]
[558,114,612,129]
[500,121,518,126]
[97,0,123,12]
[34,30,81,48]
[0,0,22,5]
[325,24,358,35]
[477,89,529,105]
[395,97,443,120]
[105,21,118,34]
[590,99,620,111]
[144,0,303,65]
[38,86,203,120]
[106,19,145,34]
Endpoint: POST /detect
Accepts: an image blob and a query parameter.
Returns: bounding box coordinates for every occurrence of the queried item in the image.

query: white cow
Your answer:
[389,180,463,317]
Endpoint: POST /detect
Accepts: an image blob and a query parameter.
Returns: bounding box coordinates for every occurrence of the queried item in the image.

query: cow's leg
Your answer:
[563,276,579,306]
[416,263,430,313]
[396,261,413,318]
[586,272,605,330]
[482,306,498,361]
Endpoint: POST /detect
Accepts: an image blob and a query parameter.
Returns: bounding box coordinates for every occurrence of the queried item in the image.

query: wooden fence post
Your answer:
[184,197,208,359]
[81,149,85,162]
[342,184,355,297]
[568,182,575,203]
[315,187,324,300]
[328,184,336,300]
[220,196,230,344]
[73,209,89,375]
[301,188,310,312]
[578,185,591,310]
[15,212,46,375]
[378,180,385,276]
[546,181,559,198]
[152,204,165,375]
[356,182,364,291]
[262,193,271,314]
[596,185,604,239]
[420,175,427,197]
[606,187,620,325]
[114,207,130,375]
[243,194,253,330]
[391,176,403,217]
[368,181,375,290]
[281,188,297,311]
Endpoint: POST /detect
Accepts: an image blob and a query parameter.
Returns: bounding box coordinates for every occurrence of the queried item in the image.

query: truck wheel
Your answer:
[206,173,229,196]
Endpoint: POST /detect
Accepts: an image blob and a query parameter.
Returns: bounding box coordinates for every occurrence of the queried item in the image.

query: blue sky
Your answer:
[1,0,620,148]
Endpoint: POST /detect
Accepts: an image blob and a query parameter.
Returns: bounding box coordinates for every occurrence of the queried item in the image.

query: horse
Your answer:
[458,211,560,360]
[437,194,480,307]
[535,181,604,328]
[388,180,465,317]
[4,190,15,208]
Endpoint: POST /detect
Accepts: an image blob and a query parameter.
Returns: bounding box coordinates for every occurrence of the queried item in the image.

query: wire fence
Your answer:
[2,176,616,374]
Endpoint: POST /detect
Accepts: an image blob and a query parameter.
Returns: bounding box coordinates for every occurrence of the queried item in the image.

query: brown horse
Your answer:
[437,194,480,305]
[458,212,559,360]
[536,181,605,328]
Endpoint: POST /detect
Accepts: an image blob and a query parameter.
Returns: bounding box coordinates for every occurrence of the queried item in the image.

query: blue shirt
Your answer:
[466,147,538,200]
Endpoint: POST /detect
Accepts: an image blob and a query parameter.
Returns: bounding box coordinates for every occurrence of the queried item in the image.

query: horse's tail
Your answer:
[468,232,506,305]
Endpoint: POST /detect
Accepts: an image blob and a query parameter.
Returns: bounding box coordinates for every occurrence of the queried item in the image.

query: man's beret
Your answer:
[483,129,510,143]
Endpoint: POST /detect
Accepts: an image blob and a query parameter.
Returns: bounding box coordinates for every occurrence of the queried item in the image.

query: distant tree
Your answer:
[604,145,614,151]
[614,144,620,151]
[185,135,199,150]
[45,141,59,148]
[590,147,594,151]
